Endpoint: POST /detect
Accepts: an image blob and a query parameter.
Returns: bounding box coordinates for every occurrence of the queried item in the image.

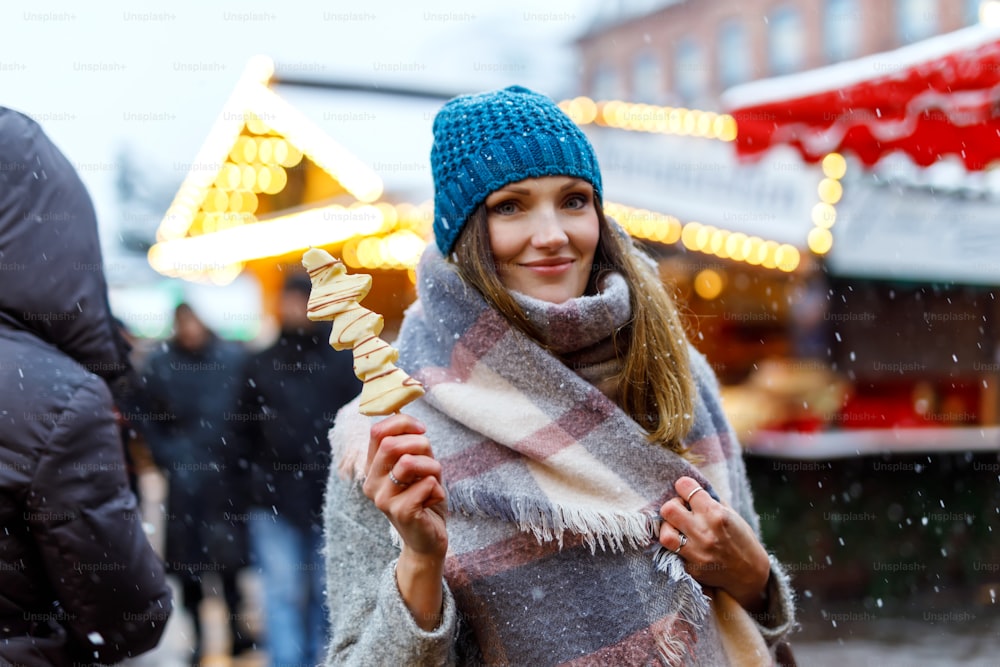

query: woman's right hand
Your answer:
[363,413,448,629]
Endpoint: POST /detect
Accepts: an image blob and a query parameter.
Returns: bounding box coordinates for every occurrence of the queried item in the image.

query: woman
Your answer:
[324,86,795,666]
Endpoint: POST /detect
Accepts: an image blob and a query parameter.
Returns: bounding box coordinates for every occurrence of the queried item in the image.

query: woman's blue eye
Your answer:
[565,194,587,209]
[494,201,518,215]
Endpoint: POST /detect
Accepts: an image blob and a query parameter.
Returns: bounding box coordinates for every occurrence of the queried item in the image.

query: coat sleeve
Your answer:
[322,413,458,667]
[230,355,263,485]
[26,374,172,663]
[688,347,797,647]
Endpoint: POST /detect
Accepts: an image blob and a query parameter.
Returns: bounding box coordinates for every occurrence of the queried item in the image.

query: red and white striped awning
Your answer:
[722,24,1000,171]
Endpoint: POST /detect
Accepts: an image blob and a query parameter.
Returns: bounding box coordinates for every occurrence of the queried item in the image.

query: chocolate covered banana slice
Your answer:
[359,366,426,416]
[353,335,399,380]
[329,303,384,351]
[303,248,373,321]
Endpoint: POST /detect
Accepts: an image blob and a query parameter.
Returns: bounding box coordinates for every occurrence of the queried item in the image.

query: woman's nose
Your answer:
[530,209,568,248]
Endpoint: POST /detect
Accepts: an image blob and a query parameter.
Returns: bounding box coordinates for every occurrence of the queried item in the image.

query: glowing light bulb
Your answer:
[718,115,738,141]
[818,178,844,204]
[778,245,800,272]
[708,229,726,255]
[822,153,847,179]
[257,137,274,164]
[681,222,702,250]
[241,165,257,190]
[694,269,724,300]
[811,203,837,229]
[575,97,598,125]
[663,217,682,244]
[808,227,834,255]
[727,232,748,261]
[682,110,697,135]
[694,224,712,251]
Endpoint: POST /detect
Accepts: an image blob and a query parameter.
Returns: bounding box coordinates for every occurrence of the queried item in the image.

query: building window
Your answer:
[824,0,861,62]
[674,38,707,105]
[897,0,938,44]
[633,52,661,103]
[768,6,805,75]
[718,19,751,87]
[966,0,983,25]
[591,64,620,100]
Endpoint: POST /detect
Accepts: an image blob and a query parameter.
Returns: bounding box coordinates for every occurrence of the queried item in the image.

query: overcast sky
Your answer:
[1,0,599,235]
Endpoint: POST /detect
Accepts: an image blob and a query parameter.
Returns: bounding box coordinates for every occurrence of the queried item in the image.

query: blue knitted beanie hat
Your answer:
[430,85,603,255]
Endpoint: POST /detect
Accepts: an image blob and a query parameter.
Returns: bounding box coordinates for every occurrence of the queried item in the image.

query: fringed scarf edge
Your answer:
[448,483,662,552]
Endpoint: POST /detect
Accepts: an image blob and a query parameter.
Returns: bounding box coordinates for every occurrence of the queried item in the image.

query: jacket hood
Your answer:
[0,107,128,379]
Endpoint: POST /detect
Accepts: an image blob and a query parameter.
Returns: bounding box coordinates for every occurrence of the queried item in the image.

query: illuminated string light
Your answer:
[149,199,436,281]
[562,97,738,142]
[565,97,819,267]
[155,191,803,279]
[149,204,384,276]
[808,153,846,255]
[604,202,800,272]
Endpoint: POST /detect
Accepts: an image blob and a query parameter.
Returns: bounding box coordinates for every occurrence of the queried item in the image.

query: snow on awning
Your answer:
[721,24,1000,171]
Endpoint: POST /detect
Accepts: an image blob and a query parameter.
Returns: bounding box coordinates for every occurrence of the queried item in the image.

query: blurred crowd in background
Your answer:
[115,283,359,666]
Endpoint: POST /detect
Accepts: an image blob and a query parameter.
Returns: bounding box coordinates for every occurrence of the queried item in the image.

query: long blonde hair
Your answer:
[450,203,696,453]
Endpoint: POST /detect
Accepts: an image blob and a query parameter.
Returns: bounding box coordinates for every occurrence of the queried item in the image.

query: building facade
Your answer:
[576,0,983,109]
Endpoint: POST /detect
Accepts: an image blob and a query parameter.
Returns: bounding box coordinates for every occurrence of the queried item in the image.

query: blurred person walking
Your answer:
[234,274,359,666]
[140,304,255,664]
[0,106,172,665]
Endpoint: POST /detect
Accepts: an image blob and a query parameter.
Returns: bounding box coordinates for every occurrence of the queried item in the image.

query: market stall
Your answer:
[146,57,439,338]
[721,23,1000,455]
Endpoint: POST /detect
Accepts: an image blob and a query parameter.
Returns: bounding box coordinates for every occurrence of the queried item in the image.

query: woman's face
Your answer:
[485,176,599,304]
[174,310,209,351]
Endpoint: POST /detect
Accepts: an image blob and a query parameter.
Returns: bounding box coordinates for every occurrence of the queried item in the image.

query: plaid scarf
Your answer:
[336,247,771,665]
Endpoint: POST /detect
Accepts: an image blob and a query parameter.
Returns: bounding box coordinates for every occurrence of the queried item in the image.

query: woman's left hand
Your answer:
[659,476,771,612]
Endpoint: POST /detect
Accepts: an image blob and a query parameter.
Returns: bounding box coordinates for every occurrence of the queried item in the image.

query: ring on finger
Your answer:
[388,469,406,487]
[686,486,705,504]
[677,532,688,552]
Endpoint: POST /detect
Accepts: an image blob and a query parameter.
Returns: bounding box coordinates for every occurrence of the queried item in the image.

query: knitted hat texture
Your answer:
[430,85,603,255]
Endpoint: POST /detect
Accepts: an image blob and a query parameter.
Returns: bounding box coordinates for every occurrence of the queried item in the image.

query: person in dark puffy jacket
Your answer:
[0,106,172,665]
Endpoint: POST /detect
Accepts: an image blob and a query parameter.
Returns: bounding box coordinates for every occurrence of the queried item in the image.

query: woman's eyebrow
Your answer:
[492,186,531,195]
[559,179,585,192]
